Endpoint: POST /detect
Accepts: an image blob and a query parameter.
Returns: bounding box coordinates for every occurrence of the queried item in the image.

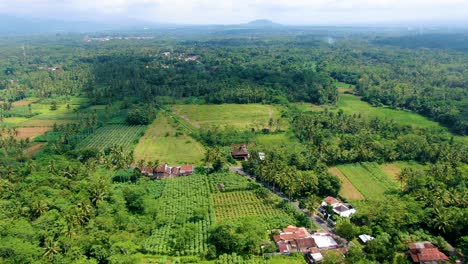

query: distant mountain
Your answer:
[244,19,282,28]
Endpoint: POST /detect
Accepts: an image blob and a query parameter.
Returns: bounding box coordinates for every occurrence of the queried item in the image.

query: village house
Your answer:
[139,164,193,179]
[273,226,339,255]
[231,143,250,160]
[408,241,449,264]
[319,196,356,218]
[358,234,375,244]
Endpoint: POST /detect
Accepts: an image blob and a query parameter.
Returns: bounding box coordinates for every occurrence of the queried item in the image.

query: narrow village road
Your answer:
[230,166,335,234]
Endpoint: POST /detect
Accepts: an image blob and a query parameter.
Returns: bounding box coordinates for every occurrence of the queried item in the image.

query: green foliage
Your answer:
[125,107,156,125]
[209,220,265,256]
[335,218,359,241]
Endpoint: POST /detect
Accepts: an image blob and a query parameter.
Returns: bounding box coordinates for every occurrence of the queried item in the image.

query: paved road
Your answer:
[230,166,335,234]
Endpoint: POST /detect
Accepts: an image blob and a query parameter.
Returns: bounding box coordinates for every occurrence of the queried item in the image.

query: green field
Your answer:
[253,132,298,147]
[172,104,282,130]
[336,93,445,130]
[336,162,399,200]
[77,125,146,151]
[133,115,205,164]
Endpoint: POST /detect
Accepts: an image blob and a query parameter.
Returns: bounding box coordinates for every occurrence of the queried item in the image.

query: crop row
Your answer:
[144,175,215,255]
[213,191,292,224]
[77,125,146,151]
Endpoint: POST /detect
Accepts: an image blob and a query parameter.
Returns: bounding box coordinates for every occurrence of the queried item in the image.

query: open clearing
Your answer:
[336,162,399,200]
[328,167,365,201]
[77,125,146,151]
[172,104,281,130]
[133,115,205,164]
[19,119,75,127]
[15,127,51,139]
[379,163,402,182]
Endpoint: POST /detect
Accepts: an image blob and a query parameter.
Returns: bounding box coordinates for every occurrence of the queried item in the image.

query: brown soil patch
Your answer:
[20,119,75,127]
[12,99,38,107]
[15,127,51,139]
[25,143,45,158]
[329,167,365,200]
[380,163,402,182]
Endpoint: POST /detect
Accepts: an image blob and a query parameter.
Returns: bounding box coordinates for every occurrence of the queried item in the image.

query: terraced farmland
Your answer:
[77,125,146,151]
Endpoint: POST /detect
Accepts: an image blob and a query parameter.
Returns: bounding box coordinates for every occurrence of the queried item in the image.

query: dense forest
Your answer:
[0,29,467,263]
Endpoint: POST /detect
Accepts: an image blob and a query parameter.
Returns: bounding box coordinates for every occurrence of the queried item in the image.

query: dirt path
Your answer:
[25,143,45,158]
[268,108,274,118]
[171,108,200,128]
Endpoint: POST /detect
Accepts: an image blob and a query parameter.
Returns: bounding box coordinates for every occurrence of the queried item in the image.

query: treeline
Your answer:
[327,44,468,135]
[291,109,467,165]
[242,149,340,200]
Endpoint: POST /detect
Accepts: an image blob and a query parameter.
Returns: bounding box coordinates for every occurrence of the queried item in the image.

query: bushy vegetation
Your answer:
[0,30,467,263]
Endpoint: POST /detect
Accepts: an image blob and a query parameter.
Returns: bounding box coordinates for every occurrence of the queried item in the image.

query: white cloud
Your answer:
[0,0,467,24]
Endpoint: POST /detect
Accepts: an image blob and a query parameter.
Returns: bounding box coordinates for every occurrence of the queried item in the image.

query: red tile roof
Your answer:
[180,165,193,172]
[296,237,317,249]
[408,242,448,263]
[324,196,341,205]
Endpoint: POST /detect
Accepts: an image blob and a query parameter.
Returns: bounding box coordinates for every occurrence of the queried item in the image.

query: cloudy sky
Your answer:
[0,0,467,25]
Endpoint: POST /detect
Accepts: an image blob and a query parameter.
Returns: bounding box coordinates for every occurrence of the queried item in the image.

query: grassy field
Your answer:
[336,93,445,130]
[336,162,399,200]
[172,104,282,130]
[328,167,365,201]
[297,83,448,132]
[133,115,205,164]
[77,125,146,151]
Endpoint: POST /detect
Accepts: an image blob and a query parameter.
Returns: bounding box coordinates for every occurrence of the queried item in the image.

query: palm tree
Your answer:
[31,199,48,218]
[43,238,60,259]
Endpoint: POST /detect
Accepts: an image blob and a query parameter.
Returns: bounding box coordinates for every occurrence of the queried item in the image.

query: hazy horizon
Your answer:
[1,0,468,27]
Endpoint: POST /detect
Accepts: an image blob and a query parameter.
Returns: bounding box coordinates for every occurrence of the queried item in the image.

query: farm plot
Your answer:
[133,115,205,164]
[143,175,213,256]
[172,104,282,130]
[336,162,398,200]
[213,190,295,227]
[328,167,365,201]
[77,125,146,151]
[207,172,256,193]
[14,127,51,139]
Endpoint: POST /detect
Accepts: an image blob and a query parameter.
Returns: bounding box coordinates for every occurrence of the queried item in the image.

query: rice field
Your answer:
[335,162,399,200]
[328,167,365,201]
[172,104,282,130]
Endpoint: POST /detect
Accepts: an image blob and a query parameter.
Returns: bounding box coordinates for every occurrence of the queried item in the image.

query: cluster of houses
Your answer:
[318,196,356,226]
[408,241,449,264]
[161,51,199,62]
[84,36,154,42]
[272,225,449,264]
[272,225,344,263]
[139,163,193,179]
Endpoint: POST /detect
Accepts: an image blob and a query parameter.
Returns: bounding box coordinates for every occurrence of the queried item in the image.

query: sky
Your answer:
[0,0,467,25]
